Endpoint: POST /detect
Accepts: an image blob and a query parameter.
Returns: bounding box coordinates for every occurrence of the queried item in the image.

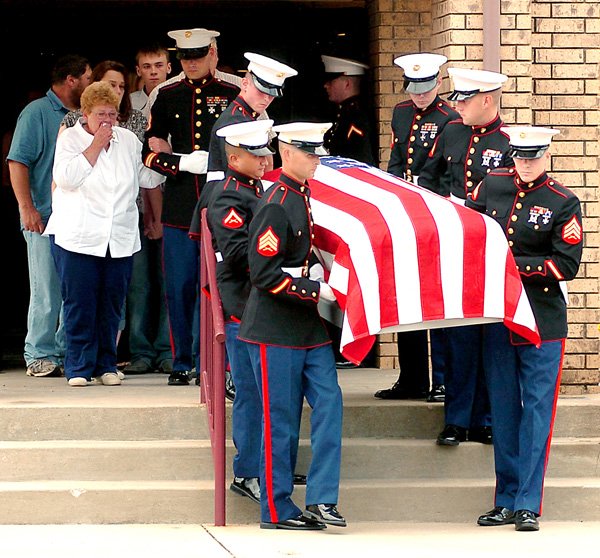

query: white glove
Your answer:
[319,282,336,302]
[309,263,325,282]
[179,151,209,174]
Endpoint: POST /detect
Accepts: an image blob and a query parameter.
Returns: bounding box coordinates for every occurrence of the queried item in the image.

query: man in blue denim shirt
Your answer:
[7,54,91,377]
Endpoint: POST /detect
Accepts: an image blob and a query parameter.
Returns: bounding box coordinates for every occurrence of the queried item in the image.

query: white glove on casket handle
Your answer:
[319,282,336,302]
[179,151,209,174]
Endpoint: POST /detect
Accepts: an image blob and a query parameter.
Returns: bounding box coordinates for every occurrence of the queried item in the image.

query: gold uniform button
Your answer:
[202,78,207,85]
[416,115,422,120]
[249,179,254,185]
[510,168,515,173]
[238,107,243,112]
[394,138,398,143]
[480,128,486,133]
[301,289,306,294]
[473,137,480,143]
[195,133,200,139]
[424,142,429,147]
[300,186,305,192]
[537,266,543,271]
[534,224,540,230]
[467,159,473,166]
[508,228,514,234]
[291,285,297,291]
[516,265,519,270]
[196,109,201,115]
[196,98,202,104]
[408,158,413,164]
[516,203,522,209]
[511,215,518,222]
[447,156,452,161]
[280,187,285,191]
[526,265,531,271]
[410,136,416,142]
[492,210,497,216]
[312,292,317,297]
[175,114,180,118]
[467,181,473,187]
[544,287,549,292]
[196,121,201,127]
[194,145,200,150]
[171,165,176,170]
[549,181,554,186]
[195,88,201,94]
[298,230,302,236]
[412,124,418,130]
[508,240,514,247]
[487,168,491,173]
[469,147,475,154]
[311,233,315,239]
[519,192,526,198]
[467,171,472,177]
[408,147,414,154]
[163,162,168,167]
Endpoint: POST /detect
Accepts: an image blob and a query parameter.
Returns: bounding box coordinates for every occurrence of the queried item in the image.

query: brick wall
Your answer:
[367,0,600,391]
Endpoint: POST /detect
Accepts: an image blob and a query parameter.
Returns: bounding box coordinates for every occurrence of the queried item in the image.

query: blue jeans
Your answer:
[23,230,65,366]
[126,227,171,365]
[51,239,132,380]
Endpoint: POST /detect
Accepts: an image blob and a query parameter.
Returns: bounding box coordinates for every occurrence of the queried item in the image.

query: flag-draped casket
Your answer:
[265,157,540,365]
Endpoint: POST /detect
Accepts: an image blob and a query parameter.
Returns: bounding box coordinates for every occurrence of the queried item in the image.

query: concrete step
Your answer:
[0,395,597,441]
[1,437,597,482]
[0,478,598,524]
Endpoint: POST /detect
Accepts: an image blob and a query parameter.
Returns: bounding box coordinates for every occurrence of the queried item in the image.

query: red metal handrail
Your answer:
[199,207,227,526]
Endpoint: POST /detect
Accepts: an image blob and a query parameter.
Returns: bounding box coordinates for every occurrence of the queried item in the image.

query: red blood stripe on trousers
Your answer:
[310,178,399,328]
[259,344,278,523]
[341,168,446,321]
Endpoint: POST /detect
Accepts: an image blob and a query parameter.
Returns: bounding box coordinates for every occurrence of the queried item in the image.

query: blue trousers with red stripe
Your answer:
[225,322,261,478]
[482,322,564,515]
[246,342,343,523]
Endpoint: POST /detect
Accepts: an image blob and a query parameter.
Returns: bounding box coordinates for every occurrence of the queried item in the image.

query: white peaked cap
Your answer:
[321,55,369,76]
[447,67,508,101]
[244,52,298,97]
[394,53,447,78]
[167,28,220,50]
[273,122,332,156]
[216,119,275,156]
[501,126,560,159]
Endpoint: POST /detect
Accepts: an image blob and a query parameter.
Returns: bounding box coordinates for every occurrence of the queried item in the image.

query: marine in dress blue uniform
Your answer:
[467,126,583,531]
[419,68,512,445]
[375,53,458,403]
[142,28,239,385]
[239,123,345,531]
[207,120,275,503]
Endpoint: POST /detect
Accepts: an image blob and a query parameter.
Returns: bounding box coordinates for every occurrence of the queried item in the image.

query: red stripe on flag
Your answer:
[455,205,487,317]
[310,179,399,327]
[259,344,278,523]
[344,167,446,321]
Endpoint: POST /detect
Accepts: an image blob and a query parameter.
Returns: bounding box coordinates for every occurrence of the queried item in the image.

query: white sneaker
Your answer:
[117,370,125,380]
[68,377,90,387]
[93,372,122,386]
[27,359,62,377]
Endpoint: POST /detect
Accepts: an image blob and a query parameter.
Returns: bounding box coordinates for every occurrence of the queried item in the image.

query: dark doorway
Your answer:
[0,0,369,366]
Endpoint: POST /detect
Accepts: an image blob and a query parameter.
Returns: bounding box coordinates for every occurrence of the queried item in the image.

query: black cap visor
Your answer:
[237,141,276,157]
[250,72,283,97]
[176,45,210,60]
[283,139,328,156]
[508,145,549,159]
[404,76,438,94]
[447,88,480,102]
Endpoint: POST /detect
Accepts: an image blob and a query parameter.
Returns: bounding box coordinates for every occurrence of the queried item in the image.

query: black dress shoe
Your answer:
[477,506,515,526]
[230,477,260,504]
[168,371,190,386]
[260,514,326,530]
[514,509,539,531]
[468,426,493,444]
[225,369,236,401]
[426,384,445,403]
[336,360,358,369]
[304,504,347,527]
[374,381,427,400]
[293,474,307,485]
[436,424,467,446]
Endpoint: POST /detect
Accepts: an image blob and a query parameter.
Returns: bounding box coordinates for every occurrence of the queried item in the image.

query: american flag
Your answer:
[301,156,540,365]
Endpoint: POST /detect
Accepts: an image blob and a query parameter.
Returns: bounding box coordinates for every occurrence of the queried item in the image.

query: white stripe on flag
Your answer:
[483,216,509,318]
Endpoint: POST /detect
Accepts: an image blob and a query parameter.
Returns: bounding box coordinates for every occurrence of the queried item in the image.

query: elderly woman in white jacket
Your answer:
[46,81,163,386]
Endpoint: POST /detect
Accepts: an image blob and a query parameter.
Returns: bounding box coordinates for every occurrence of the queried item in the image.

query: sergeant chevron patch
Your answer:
[257,226,279,256]
[562,215,582,244]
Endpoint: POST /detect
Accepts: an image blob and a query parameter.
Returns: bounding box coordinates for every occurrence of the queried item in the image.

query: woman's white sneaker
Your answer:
[67,377,90,387]
[94,372,122,386]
